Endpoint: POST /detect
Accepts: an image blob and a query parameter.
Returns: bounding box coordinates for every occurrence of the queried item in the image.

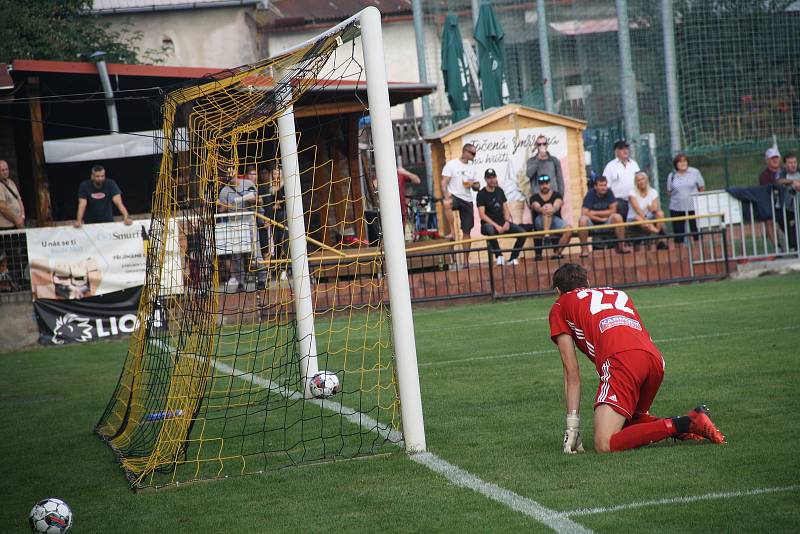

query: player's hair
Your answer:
[552,263,589,293]
[91,164,105,174]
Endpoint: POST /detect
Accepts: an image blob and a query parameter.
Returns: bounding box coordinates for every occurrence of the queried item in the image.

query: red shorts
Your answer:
[593,349,664,420]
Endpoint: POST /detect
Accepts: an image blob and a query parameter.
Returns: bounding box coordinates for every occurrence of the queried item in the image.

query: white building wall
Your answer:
[101,7,264,68]
[268,20,451,120]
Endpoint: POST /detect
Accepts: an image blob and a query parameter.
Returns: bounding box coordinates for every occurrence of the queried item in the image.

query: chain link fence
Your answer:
[422,0,800,190]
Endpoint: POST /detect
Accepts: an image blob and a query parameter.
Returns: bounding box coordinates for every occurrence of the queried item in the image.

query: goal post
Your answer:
[95,6,426,489]
[360,6,426,453]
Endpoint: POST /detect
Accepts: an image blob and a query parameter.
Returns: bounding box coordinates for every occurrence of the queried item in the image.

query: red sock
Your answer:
[610,418,677,451]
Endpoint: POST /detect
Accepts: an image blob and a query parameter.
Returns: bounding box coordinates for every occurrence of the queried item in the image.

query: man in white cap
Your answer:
[759,147,784,186]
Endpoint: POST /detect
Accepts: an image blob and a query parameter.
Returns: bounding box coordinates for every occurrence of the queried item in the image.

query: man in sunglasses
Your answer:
[525,135,564,196]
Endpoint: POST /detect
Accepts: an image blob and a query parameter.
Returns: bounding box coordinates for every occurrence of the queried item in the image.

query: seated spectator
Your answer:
[578,175,632,256]
[476,168,528,266]
[627,171,666,249]
[530,174,572,260]
[666,153,705,243]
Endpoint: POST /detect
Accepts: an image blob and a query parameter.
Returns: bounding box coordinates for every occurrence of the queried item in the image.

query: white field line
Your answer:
[418,325,800,368]
[411,452,591,534]
[559,484,800,517]
[150,339,592,533]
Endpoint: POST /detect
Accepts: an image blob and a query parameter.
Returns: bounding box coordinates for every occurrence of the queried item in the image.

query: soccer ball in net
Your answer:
[309,371,342,398]
[29,498,72,533]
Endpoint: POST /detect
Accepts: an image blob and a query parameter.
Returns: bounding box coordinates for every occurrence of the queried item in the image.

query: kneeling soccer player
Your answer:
[548,263,726,453]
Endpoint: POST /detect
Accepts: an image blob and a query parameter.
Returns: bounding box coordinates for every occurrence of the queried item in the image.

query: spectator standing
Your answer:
[666,153,705,243]
[74,164,132,227]
[441,144,480,265]
[476,168,528,266]
[627,171,666,247]
[578,176,632,256]
[258,165,289,282]
[0,160,24,230]
[397,165,422,231]
[602,140,640,216]
[778,153,800,250]
[0,160,26,291]
[530,174,573,260]
[218,166,257,291]
[525,135,564,196]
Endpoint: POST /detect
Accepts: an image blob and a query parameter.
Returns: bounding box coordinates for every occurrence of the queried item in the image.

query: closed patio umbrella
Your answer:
[441,13,472,122]
[474,3,508,109]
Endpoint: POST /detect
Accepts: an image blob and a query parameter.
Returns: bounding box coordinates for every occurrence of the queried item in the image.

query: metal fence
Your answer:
[0,229,29,293]
[693,187,800,261]
[421,0,800,191]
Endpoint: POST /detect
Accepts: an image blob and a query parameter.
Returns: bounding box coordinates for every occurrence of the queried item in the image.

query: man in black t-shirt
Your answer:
[476,168,529,266]
[74,164,132,227]
[530,174,573,260]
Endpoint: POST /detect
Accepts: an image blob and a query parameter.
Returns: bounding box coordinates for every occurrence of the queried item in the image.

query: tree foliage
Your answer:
[0,0,148,64]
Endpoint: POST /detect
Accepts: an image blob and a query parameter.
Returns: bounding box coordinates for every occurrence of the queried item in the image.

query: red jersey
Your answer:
[549,286,660,372]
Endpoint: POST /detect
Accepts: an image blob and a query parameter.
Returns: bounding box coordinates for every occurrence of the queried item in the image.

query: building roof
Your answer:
[91,0,262,14]
[426,104,587,144]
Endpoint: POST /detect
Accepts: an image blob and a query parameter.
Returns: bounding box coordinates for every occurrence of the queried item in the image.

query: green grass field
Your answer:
[2,274,800,533]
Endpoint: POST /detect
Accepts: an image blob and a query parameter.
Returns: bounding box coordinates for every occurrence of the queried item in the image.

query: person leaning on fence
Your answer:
[441,143,480,264]
[666,153,705,243]
[578,175,632,256]
[476,168,528,266]
[530,174,572,260]
[0,160,26,291]
[74,164,132,227]
[525,135,564,196]
[627,171,668,250]
[218,165,257,291]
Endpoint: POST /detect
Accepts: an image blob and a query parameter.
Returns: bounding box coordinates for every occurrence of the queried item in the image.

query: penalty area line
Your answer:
[150,339,593,533]
[560,484,800,517]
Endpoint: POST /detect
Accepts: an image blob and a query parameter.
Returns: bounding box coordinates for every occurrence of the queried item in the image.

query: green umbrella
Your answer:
[441,13,471,122]
[474,3,507,110]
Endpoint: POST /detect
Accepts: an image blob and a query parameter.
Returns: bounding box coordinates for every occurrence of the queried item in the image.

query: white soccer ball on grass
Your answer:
[309,371,342,398]
[29,498,72,533]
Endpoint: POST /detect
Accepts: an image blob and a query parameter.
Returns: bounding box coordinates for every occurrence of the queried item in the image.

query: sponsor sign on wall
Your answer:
[32,287,166,345]
[25,220,182,300]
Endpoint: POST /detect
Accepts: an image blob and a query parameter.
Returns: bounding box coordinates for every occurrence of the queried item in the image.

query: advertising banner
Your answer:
[32,286,162,345]
[25,220,182,300]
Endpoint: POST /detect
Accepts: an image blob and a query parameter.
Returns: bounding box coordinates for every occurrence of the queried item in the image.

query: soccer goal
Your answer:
[94,7,425,489]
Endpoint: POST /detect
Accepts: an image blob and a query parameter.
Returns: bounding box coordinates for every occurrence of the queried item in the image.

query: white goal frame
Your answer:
[275,6,426,453]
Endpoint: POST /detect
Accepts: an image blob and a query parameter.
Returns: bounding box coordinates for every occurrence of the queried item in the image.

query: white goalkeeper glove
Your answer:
[562,412,585,454]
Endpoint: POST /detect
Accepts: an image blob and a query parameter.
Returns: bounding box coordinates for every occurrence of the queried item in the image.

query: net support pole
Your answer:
[276,81,319,398]
[536,0,554,113]
[616,0,640,155]
[661,0,681,155]
[360,6,427,453]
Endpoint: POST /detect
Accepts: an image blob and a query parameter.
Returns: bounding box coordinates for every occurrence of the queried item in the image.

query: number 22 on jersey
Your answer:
[576,289,634,315]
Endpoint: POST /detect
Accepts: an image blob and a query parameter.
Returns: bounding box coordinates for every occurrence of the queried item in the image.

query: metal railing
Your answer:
[0,229,29,294]
[692,188,800,261]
